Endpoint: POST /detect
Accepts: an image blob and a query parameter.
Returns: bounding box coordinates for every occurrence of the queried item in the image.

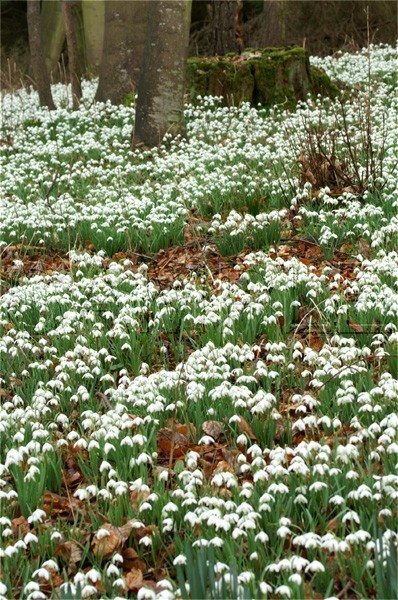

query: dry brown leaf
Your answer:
[307,333,323,352]
[348,320,364,334]
[157,427,190,454]
[55,540,82,570]
[202,420,224,441]
[237,416,256,440]
[92,521,136,559]
[12,516,30,537]
[43,491,81,517]
[125,568,144,591]
[148,567,167,581]
[358,238,372,259]
[122,548,146,571]
[274,420,287,442]
[212,460,234,475]
[130,488,150,511]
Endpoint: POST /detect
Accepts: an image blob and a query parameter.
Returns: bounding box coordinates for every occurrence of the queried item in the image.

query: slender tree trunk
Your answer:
[95,0,147,104]
[82,0,105,76]
[212,0,243,55]
[41,0,65,80]
[133,0,192,148]
[61,0,82,109]
[27,0,55,109]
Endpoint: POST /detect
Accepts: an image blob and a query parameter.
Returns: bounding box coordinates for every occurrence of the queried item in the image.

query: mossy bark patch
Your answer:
[186,47,339,107]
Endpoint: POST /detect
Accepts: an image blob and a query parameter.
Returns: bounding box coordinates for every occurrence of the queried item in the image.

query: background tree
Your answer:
[61,0,82,108]
[41,0,65,80]
[27,0,55,109]
[95,0,147,104]
[133,0,192,148]
[82,0,105,77]
[211,0,243,55]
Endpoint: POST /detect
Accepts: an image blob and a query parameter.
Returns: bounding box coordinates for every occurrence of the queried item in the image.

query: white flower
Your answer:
[42,560,58,571]
[275,584,292,597]
[255,531,269,543]
[24,532,39,545]
[137,588,156,600]
[33,568,50,581]
[289,574,302,585]
[305,560,325,573]
[81,584,97,598]
[209,537,223,547]
[342,510,361,524]
[106,564,120,577]
[173,554,187,566]
[86,569,101,583]
[139,536,152,547]
[260,582,273,595]
[27,509,46,524]
[96,528,111,540]
[277,526,292,538]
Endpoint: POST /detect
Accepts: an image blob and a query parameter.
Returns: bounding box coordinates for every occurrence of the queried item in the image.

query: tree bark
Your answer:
[82,0,105,76]
[133,0,192,148]
[61,0,82,109]
[212,0,243,55]
[95,0,147,104]
[27,0,55,109]
[40,0,65,80]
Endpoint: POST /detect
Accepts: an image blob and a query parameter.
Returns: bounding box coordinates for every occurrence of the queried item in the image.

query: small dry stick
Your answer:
[96,391,112,411]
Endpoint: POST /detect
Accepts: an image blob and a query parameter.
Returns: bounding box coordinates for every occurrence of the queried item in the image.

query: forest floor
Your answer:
[0,45,397,599]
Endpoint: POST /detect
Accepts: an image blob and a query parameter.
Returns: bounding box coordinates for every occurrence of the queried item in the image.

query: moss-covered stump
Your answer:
[186,47,339,107]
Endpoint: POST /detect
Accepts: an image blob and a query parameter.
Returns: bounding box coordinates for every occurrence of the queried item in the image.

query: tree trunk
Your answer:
[27,0,55,109]
[95,0,147,104]
[133,0,192,148]
[212,0,243,55]
[61,0,82,109]
[82,0,105,76]
[40,0,65,80]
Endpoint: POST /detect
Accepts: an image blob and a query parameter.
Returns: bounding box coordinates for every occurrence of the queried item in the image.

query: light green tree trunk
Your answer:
[95,0,147,104]
[133,0,192,148]
[40,0,65,79]
[82,0,105,76]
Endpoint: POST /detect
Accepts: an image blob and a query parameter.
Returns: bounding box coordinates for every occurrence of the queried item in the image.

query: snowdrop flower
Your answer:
[275,585,292,597]
[106,564,120,577]
[24,532,39,545]
[259,582,273,595]
[277,525,292,539]
[86,569,101,583]
[81,584,97,597]
[289,574,302,585]
[33,568,50,581]
[137,588,156,600]
[42,560,58,571]
[139,536,152,547]
[342,510,361,524]
[255,531,269,543]
[28,509,46,524]
[173,554,187,566]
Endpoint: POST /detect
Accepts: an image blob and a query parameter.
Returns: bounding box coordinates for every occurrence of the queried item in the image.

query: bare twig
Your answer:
[96,391,112,411]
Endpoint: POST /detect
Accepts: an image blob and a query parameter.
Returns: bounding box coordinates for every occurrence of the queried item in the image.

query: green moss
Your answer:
[186,47,339,108]
[123,92,135,107]
[310,67,341,99]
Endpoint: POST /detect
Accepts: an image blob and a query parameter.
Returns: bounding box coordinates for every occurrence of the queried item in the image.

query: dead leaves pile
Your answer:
[297,151,359,195]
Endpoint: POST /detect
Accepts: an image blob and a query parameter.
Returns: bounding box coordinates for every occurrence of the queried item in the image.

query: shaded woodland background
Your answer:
[1,0,397,91]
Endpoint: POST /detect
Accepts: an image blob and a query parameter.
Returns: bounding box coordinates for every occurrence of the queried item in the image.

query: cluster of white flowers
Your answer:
[0,44,397,599]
